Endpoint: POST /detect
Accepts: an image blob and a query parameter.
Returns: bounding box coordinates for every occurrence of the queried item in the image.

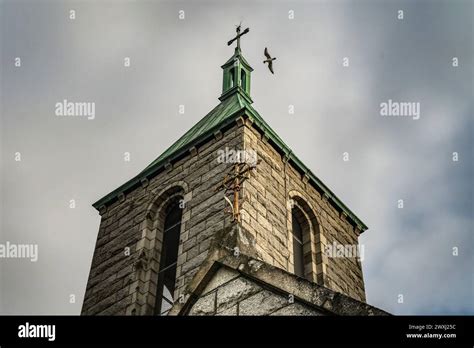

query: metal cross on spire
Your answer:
[227,24,250,50]
[215,160,260,222]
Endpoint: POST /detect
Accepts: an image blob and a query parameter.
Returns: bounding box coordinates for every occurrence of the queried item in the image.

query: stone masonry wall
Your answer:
[82,115,367,315]
[240,123,366,302]
[189,267,324,316]
[82,121,244,315]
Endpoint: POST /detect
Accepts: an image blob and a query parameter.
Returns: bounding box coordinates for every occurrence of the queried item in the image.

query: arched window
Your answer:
[154,201,182,315]
[240,69,246,89]
[291,206,312,281]
[229,67,235,88]
[291,208,305,278]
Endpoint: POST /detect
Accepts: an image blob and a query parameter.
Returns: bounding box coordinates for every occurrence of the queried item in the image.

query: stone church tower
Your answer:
[82,29,387,316]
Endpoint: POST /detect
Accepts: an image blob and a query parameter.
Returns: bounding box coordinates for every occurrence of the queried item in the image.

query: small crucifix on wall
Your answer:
[215,160,260,222]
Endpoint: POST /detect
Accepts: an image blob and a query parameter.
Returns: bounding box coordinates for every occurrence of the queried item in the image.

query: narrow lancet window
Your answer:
[292,209,305,278]
[155,202,182,315]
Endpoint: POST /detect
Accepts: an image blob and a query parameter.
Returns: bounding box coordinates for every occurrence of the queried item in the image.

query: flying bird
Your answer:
[263,47,276,74]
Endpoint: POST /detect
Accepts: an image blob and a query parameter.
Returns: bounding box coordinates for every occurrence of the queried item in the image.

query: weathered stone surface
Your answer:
[238,290,288,316]
[241,125,366,302]
[216,304,238,316]
[98,294,132,316]
[202,267,239,295]
[181,251,208,274]
[189,292,215,316]
[83,107,369,315]
[82,124,245,315]
[271,303,323,316]
[173,251,388,317]
[216,277,260,312]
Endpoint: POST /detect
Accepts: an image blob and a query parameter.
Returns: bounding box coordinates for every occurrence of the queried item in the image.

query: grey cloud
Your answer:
[0,0,472,314]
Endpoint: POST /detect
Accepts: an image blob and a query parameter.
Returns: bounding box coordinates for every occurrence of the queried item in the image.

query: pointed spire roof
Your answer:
[142,92,251,172]
[92,33,368,232]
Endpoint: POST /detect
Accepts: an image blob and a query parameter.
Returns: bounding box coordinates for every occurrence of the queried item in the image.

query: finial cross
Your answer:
[227,24,250,50]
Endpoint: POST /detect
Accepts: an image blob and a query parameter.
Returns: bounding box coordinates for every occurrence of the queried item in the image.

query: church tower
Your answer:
[82,27,386,316]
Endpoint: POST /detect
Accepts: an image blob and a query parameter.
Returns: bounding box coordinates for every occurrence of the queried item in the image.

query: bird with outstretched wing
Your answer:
[263,47,276,74]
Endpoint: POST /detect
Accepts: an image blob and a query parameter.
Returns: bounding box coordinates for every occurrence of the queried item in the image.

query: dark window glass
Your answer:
[241,70,246,89]
[155,202,182,315]
[229,67,235,88]
[292,210,304,278]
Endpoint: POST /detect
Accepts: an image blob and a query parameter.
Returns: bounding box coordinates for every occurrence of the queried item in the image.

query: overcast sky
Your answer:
[1,0,472,315]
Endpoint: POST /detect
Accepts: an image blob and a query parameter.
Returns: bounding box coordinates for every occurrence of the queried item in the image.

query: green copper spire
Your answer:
[220,26,253,104]
[91,25,368,234]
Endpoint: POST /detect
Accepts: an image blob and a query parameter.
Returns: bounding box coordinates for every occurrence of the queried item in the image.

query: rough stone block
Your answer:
[189,292,216,316]
[202,267,240,295]
[216,277,261,312]
[238,290,288,316]
[270,303,323,316]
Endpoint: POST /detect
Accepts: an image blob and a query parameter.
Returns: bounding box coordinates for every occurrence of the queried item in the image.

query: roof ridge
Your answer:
[93,94,368,232]
[141,95,243,172]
